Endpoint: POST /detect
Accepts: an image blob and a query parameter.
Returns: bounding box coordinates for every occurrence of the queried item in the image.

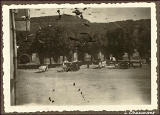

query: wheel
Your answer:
[75,64,80,71]
[19,54,31,64]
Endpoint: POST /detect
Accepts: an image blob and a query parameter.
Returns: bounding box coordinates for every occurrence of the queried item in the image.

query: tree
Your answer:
[49,25,75,62]
[137,25,151,63]
[77,32,101,61]
[106,28,126,61]
[29,25,76,64]
[16,32,34,64]
[98,33,109,60]
[123,27,137,62]
[29,28,52,65]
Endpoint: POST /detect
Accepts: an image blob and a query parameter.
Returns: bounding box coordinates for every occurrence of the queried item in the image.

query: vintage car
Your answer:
[118,61,130,69]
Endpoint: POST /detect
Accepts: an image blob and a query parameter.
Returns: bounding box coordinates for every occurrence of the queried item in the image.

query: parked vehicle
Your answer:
[58,61,80,72]
[118,62,129,69]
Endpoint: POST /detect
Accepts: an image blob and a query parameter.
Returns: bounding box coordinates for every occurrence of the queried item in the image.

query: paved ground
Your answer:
[16,64,151,106]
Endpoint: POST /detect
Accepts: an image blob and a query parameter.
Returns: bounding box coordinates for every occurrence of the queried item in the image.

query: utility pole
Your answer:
[10,9,18,105]
[49,39,52,65]
[10,9,30,105]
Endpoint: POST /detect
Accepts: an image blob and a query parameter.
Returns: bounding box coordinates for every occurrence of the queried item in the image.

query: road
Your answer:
[16,64,151,105]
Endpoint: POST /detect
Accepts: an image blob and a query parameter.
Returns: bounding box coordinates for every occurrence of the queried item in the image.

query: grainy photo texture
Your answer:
[2,3,157,112]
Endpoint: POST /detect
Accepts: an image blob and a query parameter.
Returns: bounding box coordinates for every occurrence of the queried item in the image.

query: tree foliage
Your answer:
[30,25,77,63]
[28,21,151,64]
[137,25,151,59]
[106,28,126,60]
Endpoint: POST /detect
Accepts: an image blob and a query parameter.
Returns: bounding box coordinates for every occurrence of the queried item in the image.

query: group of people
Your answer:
[98,56,116,68]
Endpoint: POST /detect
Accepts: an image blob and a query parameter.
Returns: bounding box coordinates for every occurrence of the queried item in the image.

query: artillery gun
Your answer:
[58,61,80,72]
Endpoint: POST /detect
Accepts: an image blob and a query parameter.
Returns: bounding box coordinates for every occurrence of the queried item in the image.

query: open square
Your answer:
[17,64,151,105]
[3,3,157,112]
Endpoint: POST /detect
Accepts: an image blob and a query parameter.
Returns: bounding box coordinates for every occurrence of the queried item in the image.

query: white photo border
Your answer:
[2,2,158,112]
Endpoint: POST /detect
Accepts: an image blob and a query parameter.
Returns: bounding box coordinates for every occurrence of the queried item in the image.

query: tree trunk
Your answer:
[128,52,131,67]
[49,52,52,65]
[78,52,85,61]
[53,54,58,63]
[38,53,44,65]
[87,61,89,68]
[128,53,131,62]
[30,54,32,62]
[104,54,106,61]
[91,55,93,61]
[63,55,65,61]
[66,54,72,62]
[106,53,110,60]
[49,57,52,65]
[82,53,85,61]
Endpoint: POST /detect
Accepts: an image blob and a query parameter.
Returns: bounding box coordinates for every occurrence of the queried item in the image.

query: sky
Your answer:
[30,8,151,23]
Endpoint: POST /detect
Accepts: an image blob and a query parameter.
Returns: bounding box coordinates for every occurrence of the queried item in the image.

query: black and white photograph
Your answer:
[3,3,157,112]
